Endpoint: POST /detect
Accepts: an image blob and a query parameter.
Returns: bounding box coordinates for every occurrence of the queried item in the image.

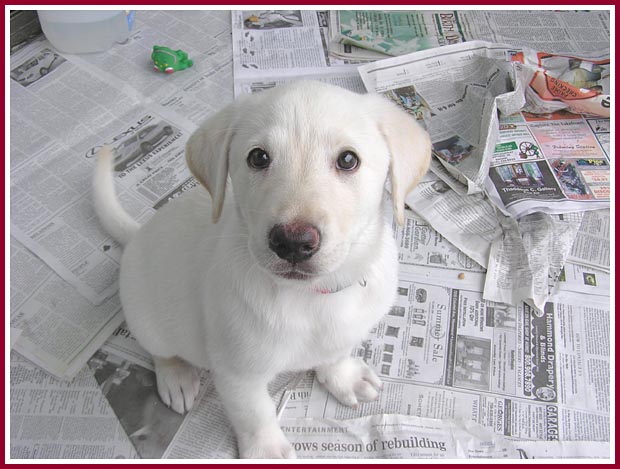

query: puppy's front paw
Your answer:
[154,356,200,414]
[239,427,296,459]
[315,357,383,408]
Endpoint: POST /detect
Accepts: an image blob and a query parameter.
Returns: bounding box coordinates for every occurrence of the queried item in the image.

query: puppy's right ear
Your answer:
[185,104,238,223]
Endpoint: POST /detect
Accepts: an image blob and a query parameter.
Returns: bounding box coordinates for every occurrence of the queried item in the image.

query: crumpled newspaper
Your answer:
[510,48,610,117]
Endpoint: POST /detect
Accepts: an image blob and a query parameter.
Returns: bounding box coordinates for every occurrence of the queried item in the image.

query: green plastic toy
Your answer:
[151,45,193,74]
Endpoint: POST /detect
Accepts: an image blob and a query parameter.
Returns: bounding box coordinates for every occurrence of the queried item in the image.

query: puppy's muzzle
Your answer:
[269,222,321,264]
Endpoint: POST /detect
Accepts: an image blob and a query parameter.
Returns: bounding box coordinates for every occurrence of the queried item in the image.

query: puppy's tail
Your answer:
[92,145,140,246]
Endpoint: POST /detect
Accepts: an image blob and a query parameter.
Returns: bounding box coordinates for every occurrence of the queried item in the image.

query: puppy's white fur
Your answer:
[93,81,431,458]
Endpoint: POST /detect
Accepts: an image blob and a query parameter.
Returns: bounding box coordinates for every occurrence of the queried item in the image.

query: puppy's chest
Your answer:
[264,290,378,369]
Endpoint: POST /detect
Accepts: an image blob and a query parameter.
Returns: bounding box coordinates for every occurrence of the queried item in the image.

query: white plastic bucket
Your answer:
[37,10,133,54]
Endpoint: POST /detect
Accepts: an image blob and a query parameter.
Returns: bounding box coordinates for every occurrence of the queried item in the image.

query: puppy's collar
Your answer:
[314,278,367,295]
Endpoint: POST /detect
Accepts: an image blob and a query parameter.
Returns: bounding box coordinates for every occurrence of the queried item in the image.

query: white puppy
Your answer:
[93,81,431,458]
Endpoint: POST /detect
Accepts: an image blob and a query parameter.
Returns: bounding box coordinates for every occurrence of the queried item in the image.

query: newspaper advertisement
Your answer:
[510,49,610,117]
[304,273,610,451]
[329,10,468,58]
[358,40,610,207]
[10,351,139,459]
[329,10,611,60]
[486,111,610,218]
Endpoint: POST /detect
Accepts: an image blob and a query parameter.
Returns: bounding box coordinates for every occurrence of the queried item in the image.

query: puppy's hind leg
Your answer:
[154,356,201,414]
[315,357,383,409]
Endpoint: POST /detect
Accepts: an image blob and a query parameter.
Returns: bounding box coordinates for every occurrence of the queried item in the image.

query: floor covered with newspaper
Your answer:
[9,10,611,460]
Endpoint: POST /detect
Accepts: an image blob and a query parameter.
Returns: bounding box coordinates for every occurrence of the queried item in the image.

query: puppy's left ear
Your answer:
[185,103,239,223]
[369,94,432,226]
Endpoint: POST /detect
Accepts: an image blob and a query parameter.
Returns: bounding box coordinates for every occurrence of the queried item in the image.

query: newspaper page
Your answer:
[9,11,236,381]
[482,211,584,309]
[567,209,611,272]
[9,35,212,307]
[329,10,611,60]
[10,237,123,379]
[360,40,519,193]
[358,40,610,214]
[358,41,608,308]
[486,111,610,219]
[58,10,234,127]
[84,324,308,459]
[87,332,196,459]
[329,11,468,57]
[280,414,609,459]
[231,9,370,97]
[305,273,610,454]
[10,351,139,459]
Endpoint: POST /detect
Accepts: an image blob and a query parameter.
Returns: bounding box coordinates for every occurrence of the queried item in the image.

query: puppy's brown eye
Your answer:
[336,151,360,172]
[247,148,270,170]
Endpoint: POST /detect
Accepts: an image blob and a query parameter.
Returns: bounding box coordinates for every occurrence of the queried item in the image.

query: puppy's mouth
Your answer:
[274,268,315,281]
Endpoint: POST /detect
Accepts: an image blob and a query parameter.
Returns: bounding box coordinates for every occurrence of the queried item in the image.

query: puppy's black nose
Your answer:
[269,222,321,264]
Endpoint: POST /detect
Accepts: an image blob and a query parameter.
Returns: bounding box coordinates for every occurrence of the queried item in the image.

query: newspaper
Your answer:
[303,273,611,451]
[567,209,611,272]
[9,11,236,377]
[358,40,610,206]
[329,10,611,59]
[9,9,612,461]
[486,111,610,218]
[482,211,584,309]
[10,237,123,379]
[231,9,373,97]
[86,327,199,459]
[82,324,307,459]
[88,210,609,459]
[10,351,139,459]
[357,39,609,308]
[329,10,467,57]
[280,414,609,459]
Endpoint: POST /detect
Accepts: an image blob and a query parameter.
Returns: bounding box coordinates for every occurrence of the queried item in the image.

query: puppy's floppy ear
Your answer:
[185,104,238,223]
[369,94,432,226]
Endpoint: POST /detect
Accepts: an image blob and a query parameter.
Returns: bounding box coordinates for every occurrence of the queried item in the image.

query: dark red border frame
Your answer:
[3,2,616,467]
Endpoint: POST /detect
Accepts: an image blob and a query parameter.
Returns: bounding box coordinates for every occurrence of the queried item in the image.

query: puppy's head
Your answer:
[186,81,430,284]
